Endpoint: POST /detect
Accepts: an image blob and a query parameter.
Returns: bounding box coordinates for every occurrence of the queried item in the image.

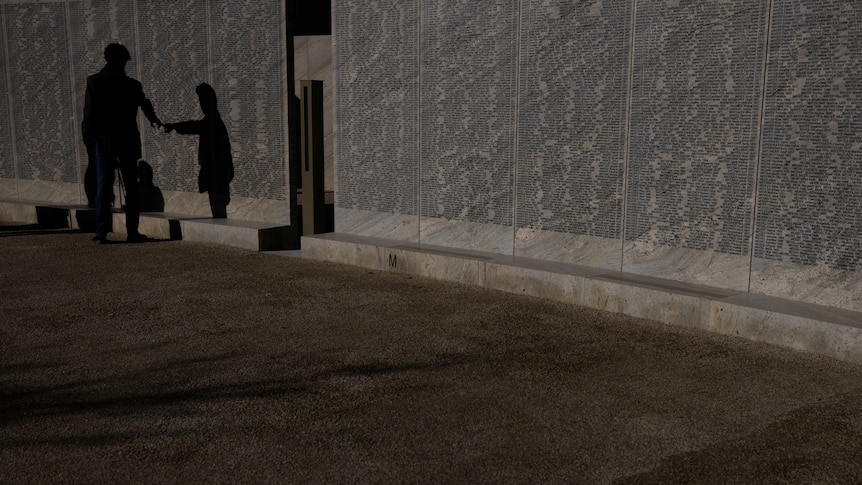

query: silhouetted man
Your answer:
[82,43,162,243]
[164,83,234,218]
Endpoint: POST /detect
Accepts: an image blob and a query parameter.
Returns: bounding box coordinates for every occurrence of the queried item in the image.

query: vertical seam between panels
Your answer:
[748,0,775,292]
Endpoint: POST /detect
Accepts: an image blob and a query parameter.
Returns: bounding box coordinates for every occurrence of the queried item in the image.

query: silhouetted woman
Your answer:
[164,83,234,218]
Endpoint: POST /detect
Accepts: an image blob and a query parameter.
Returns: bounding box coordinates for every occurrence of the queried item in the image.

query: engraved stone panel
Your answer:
[5,3,77,184]
[137,0,210,194]
[420,0,518,252]
[1,0,289,221]
[624,0,769,287]
[515,0,631,267]
[210,0,287,201]
[68,0,137,202]
[335,0,419,217]
[69,0,137,132]
[753,0,862,311]
[0,9,13,180]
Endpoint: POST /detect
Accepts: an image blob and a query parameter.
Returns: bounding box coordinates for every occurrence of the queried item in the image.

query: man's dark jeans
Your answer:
[94,142,140,238]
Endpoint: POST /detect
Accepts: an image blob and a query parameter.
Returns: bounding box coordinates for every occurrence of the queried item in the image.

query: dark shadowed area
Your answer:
[2,227,862,483]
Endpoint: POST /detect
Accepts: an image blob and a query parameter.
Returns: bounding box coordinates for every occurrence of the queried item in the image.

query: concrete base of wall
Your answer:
[301,232,862,364]
[6,197,859,363]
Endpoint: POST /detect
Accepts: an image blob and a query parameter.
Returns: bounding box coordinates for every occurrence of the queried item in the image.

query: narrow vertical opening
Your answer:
[303,85,310,171]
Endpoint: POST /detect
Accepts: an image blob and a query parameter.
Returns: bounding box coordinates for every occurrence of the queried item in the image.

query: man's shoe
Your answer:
[127,233,148,243]
[92,235,107,244]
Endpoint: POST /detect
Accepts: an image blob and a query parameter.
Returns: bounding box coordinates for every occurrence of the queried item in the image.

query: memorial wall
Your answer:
[334,0,862,313]
[0,0,290,223]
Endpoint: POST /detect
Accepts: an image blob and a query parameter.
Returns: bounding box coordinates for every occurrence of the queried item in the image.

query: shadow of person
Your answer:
[138,160,165,212]
[82,122,97,208]
[164,83,234,219]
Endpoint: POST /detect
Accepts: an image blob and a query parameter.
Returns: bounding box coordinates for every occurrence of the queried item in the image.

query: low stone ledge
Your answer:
[114,212,296,251]
[1,198,100,231]
[180,218,294,251]
[301,232,862,364]
[2,199,297,252]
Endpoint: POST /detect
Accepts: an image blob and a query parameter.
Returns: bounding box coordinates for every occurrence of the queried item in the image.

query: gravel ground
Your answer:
[2,226,862,484]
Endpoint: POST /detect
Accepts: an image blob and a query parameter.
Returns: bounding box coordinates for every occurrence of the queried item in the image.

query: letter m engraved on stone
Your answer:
[388,253,397,268]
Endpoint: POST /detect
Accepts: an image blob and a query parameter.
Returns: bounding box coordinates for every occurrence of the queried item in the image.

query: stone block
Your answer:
[0,199,38,224]
[180,218,292,251]
[485,262,576,303]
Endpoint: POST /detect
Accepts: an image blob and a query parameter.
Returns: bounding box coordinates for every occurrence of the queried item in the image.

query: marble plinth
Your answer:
[298,232,395,269]
[161,190,292,225]
[12,180,83,205]
[623,241,752,292]
[0,199,38,224]
[514,228,623,271]
[180,218,294,251]
[112,213,295,251]
[419,216,514,255]
[302,233,862,364]
[0,178,19,200]
[335,207,419,242]
[751,258,862,314]
[0,198,91,228]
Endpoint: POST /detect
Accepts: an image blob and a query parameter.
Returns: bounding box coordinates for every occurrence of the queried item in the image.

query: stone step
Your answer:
[113,212,296,251]
[1,199,296,252]
[0,198,97,230]
[179,218,295,251]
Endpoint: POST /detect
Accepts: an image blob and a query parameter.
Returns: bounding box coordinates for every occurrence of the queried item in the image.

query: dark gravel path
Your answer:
[2,227,862,483]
